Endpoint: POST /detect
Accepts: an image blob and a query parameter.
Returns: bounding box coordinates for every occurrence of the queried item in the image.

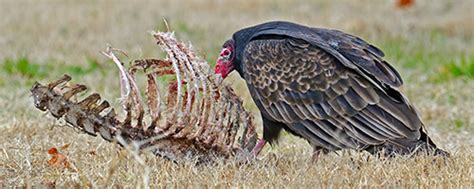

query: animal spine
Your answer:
[31,32,257,163]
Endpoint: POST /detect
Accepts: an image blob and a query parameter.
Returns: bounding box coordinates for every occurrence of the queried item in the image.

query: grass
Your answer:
[436,55,474,81]
[1,57,101,78]
[1,0,473,188]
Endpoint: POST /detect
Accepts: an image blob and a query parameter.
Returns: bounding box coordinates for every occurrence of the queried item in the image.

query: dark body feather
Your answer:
[231,21,446,156]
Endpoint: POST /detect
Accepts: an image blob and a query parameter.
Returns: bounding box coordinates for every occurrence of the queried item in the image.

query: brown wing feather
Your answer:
[242,38,423,150]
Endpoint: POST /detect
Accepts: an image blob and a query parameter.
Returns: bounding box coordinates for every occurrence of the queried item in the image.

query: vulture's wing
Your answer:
[248,23,402,88]
[242,38,422,150]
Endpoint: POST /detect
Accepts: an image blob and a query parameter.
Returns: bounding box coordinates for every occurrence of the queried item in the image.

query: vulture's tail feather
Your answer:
[365,129,449,157]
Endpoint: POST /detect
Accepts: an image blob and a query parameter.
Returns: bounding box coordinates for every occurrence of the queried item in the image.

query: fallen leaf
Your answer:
[398,0,414,8]
[48,147,58,155]
[47,147,70,169]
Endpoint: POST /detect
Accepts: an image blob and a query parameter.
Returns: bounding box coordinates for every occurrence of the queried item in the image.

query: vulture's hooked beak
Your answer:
[214,58,234,79]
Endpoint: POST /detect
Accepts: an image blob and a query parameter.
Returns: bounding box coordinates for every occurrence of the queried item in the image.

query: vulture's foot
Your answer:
[251,139,267,157]
[311,147,329,163]
[232,139,267,164]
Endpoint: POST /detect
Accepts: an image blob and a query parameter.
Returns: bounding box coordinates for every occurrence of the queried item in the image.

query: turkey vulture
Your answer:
[215,21,448,157]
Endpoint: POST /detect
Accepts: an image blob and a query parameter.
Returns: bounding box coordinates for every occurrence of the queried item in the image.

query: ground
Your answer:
[0,0,473,188]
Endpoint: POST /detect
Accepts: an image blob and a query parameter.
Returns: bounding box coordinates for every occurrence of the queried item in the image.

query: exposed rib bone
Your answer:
[47,74,71,89]
[101,46,131,110]
[146,73,161,127]
[63,84,87,100]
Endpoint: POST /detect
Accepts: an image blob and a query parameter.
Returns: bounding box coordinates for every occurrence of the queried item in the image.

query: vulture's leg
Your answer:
[250,116,286,157]
[311,146,329,163]
[251,139,267,156]
[262,116,285,144]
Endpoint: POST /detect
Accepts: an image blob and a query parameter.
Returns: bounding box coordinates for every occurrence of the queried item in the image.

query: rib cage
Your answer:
[30,32,257,163]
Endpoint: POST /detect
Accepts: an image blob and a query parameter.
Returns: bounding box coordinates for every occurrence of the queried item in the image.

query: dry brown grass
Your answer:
[1,0,473,188]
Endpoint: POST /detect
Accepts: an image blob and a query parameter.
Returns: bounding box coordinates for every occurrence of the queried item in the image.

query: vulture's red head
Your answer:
[215,39,235,79]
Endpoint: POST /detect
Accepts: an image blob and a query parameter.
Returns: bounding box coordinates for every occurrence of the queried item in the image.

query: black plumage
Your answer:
[221,21,447,156]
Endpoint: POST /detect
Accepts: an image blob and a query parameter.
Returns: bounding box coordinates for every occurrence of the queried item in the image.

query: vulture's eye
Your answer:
[220,48,232,60]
